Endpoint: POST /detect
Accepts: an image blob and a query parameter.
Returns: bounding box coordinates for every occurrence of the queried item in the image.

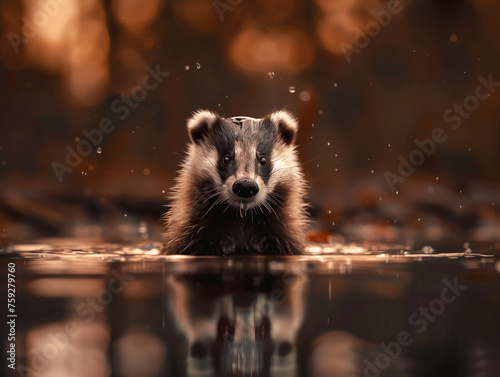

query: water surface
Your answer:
[2,239,499,377]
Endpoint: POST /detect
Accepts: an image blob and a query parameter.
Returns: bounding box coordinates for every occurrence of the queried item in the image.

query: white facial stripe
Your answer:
[194,146,221,186]
[235,142,257,179]
[267,145,296,191]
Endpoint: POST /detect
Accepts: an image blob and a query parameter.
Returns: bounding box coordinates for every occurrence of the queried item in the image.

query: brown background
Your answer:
[1,0,500,243]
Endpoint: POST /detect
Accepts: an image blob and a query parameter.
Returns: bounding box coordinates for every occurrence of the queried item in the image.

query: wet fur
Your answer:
[162,110,308,255]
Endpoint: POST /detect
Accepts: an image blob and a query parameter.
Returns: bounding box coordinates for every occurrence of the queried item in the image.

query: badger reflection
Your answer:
[166,268,306,376]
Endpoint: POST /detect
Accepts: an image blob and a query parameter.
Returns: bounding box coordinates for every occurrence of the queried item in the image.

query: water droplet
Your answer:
[370,170,374,173]
[268,72,274,79]
[138,221,148,235]
[435,176,439,180]
[332,221,335,226]
[334,83,338,87]
[196,62,201,69]
[299,91,311,101]
[97,147,102,154]
[288,86,296,93]
[124,214,128,217]
[327,142,330,146]
[162,190,166,194]
[421,245,435,254]
[395,191,399,195]
[185,65,190,70]
[328,210,331,214]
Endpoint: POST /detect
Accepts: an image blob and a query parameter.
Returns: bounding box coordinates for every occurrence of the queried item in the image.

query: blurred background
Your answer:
[1,0,500,245]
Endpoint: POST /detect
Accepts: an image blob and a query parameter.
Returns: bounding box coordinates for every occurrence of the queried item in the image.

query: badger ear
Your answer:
[187,110,219,145]
[270,110,298,145]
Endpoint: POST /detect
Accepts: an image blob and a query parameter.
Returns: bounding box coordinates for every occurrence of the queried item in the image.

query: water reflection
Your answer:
[165,262,307,376]
[2,241,500,376]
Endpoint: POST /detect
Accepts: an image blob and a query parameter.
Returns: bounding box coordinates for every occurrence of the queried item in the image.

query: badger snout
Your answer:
[232,179,259,198]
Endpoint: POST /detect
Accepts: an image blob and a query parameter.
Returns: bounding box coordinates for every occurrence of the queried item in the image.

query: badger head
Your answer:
[185,110,301,218]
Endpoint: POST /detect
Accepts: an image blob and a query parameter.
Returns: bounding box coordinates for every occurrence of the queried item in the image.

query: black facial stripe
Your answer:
[212,119,235,152]
[256,119,275,184]
[256,155,272,184]
[217,157,236,183]
[211,119,236,183]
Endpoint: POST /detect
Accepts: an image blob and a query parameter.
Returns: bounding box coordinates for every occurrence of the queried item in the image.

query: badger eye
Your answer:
[259,156,267,165]
[223,155,231,165]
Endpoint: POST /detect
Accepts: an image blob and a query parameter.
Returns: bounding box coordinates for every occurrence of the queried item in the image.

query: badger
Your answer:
[162,110,308,255]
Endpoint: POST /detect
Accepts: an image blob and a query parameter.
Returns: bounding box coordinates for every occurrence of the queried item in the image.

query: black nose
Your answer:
[233,180,259,198]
